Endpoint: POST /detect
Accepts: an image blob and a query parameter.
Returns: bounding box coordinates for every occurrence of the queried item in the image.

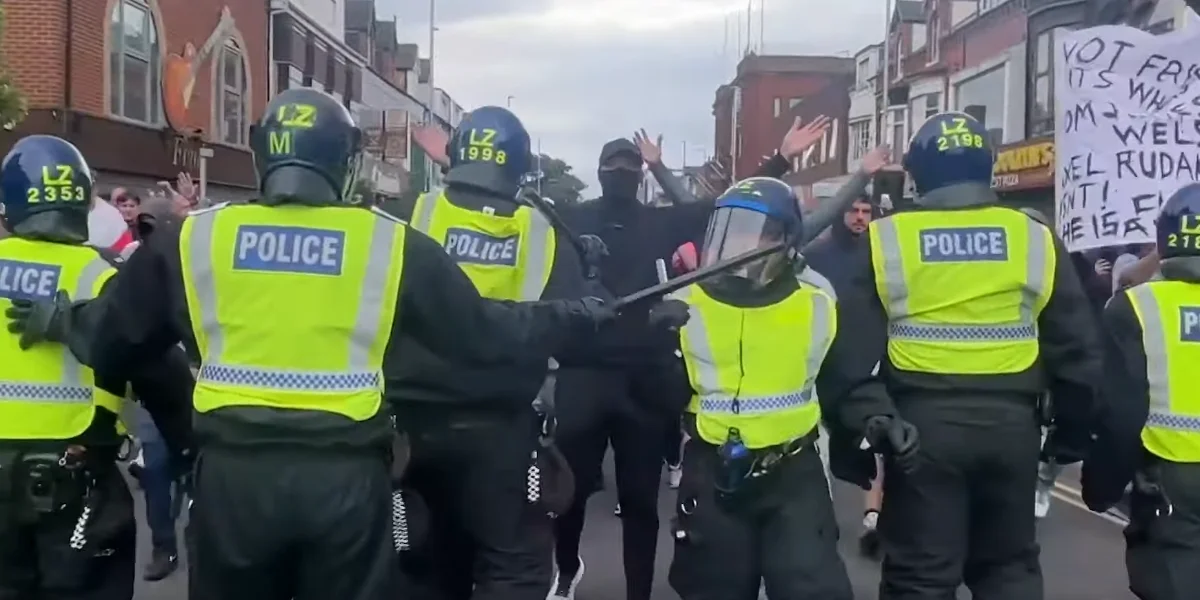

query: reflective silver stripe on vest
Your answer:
[185,209,397,393]
[1127,285,1200,431]
[681,290,833,415]
[0,256,109,404]
[412,192,553,301]
[873,217,1049,342]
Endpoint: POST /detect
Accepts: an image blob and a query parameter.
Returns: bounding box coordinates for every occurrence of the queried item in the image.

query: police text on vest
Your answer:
[443,228,519,267]
[919,227,1009,263]
[0,260,61,301]
[1180,307,1200,342]
[234,225,345,275]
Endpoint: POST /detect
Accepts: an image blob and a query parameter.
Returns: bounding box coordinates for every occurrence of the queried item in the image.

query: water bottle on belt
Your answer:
[715,428,752,498]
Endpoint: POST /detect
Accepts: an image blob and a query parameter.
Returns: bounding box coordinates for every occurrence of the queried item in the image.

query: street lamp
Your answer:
[506,95,515,108]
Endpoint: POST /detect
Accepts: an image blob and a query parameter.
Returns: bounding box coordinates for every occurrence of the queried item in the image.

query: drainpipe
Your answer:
[61,0,74,136]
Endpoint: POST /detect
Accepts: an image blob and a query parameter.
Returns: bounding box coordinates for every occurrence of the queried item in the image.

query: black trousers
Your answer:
[552,368,675,600]
[0,464,136,600]
[186,447,395,600]
[1125,461,1200,600]
[668,438,852,600]
[879,394,1043,600]
[399,414,553,600]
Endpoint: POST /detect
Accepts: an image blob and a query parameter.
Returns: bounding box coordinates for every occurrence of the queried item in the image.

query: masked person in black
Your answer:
[393,106,610,600]
[7,89,616,600]
[0,135,194,600]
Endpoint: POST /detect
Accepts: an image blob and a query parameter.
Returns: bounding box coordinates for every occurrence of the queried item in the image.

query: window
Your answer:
[979,0,1008,14]
[925,93,941,118]
[108,0,162,124]
[788,97,803,110]
[928,13,940,64]
[856,57,871,85]
[773,97,783,118]
[215,40,248,145]
[890,109,907,163]
[955,66,1006,143]
[288,65,304,90]
[849,120,872,160]
[894,33,905,79]
[1031,27,1069,136]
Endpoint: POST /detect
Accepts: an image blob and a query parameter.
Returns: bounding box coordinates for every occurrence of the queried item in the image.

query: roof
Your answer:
[735,54,855,79]
[344,0,374,29]
[395,43,418,70]
[854,43,882,61]
[895,0,926,23]
[375,20,398,52]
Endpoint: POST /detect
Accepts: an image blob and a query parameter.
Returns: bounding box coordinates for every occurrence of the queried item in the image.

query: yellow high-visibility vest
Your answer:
[0,238,122,440]
[676,280,835,449]
[179,203,405,421]
[868,207,1055,375]
[411,190,555,301]
[1126,280,1200,463]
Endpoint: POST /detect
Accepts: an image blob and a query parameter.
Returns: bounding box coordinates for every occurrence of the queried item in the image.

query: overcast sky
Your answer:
[377,0,886,191]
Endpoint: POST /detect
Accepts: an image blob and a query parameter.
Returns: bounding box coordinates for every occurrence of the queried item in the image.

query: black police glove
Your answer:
[561,297,618,330]
[864,415,920,474]
[578,234,609,279]
[6,290,73,350]
[1041,425,1093,465]
[648,299,690,331]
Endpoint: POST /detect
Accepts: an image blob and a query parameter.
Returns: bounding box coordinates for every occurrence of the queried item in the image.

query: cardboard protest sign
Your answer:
[1054,22,1200,252]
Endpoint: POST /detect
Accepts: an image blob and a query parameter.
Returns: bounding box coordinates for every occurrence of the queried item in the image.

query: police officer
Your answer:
[841,112,1100,599]
[0,135,193,600]
[1083,182,1200,600]
[396,106,594,600]
[647,177,919,600]
[8,89,614,600]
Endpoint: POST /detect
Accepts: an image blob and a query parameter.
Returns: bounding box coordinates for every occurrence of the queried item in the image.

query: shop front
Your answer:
[992,136,1055,220]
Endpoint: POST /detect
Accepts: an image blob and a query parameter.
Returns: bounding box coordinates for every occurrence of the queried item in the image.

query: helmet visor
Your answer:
[700,201,788,284]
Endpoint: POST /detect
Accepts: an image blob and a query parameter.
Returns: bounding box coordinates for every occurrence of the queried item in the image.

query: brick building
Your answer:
[0,0,269,199]
[712,54,855,182]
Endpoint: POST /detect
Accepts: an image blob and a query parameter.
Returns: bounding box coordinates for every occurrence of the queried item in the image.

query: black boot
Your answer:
[143,547,179,581]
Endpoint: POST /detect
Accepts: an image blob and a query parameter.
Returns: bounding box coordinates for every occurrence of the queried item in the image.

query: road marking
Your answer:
[1051,481,1129,526]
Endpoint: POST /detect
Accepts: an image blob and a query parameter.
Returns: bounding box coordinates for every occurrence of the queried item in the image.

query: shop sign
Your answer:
[992,138,1054,191]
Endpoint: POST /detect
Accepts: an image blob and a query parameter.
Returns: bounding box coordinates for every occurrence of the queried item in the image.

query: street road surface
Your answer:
[132,462,1131,599]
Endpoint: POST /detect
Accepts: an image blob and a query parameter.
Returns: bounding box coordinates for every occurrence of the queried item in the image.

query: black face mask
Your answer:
[598,170,641,200]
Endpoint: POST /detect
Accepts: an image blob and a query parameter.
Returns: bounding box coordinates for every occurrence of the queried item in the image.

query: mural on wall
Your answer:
[162,6,236,135]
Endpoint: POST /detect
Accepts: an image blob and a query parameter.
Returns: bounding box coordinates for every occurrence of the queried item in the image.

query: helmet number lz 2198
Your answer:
[27,165,84,204]
[936,134,984,152]
[461,128,508,165]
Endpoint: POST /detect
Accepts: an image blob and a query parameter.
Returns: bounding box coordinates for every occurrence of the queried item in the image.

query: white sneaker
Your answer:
[1034,482,1052,518]
[547,558,585,599]
[614,502,621,516]
[668,464,682,489]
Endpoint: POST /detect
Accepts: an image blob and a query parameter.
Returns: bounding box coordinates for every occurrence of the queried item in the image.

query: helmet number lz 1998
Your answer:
[460,128,508,165]
[27,165,84,204]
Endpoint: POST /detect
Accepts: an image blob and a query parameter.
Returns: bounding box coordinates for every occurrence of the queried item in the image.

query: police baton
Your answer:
[614,242,788,309]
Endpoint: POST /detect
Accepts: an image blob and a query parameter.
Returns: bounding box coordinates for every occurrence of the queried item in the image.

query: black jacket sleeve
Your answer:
[87,222,191,380]
[800,171,871,243]
[647,162,702,206]
[395,227,594,366]
[1039,236,1103,455]
[753,153,791,179]
[1082,291,1148,511]
[80,242,194,458]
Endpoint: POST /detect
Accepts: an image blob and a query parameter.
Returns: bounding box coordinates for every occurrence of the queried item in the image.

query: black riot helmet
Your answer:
[249,88,364,206]
[700,177,803,290]
[0,135,93,243]
[1157,183,1200,260]
[445,107,532,199]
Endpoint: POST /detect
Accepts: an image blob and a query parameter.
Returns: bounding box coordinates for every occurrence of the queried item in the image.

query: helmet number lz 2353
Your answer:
[27,165,84,204]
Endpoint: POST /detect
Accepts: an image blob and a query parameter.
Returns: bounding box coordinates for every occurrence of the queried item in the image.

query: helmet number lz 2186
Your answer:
[461,128,508,165]
[27,165,84,204]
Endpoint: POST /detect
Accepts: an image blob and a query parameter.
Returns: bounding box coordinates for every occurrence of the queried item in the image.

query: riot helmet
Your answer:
[700,177,803,290]
[0,135,93,243]
[903,111,995,197]
[445,107,532,199]
[249,88,364,206]
[1156,183,1200,260]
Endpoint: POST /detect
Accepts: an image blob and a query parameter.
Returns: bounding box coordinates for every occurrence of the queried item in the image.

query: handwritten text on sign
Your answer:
[1054,23,1200,252]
